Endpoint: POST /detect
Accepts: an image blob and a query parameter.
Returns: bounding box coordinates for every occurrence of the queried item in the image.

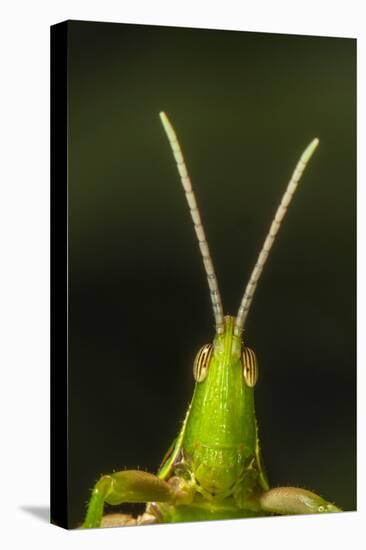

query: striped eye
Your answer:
[193,344,213,382]
[241,347,258,387]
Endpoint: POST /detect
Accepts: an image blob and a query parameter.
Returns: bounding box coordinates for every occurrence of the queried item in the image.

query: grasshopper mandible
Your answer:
[83,112,341,528]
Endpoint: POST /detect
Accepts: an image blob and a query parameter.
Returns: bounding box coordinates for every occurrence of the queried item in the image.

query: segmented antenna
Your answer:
[234,138,320,337]
[159,112,225,334]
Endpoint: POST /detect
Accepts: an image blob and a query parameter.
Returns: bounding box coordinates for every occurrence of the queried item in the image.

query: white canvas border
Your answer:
[0,1,363,549]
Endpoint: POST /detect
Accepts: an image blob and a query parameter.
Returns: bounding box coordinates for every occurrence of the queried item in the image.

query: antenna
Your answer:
[159,112,225,334]
[234,138,320,337]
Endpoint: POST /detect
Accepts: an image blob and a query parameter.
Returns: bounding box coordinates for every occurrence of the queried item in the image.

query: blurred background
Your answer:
[67,21,356,527]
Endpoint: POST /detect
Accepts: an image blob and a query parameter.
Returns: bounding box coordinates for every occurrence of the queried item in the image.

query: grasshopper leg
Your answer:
[259,487,342,515]
[83,470,187,528]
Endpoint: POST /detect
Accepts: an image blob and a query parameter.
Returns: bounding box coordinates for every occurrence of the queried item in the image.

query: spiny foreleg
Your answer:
[83,470,192,528]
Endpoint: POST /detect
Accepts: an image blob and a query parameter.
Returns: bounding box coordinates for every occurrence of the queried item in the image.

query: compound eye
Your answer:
[241,347,258,387]
[193,344,213,382]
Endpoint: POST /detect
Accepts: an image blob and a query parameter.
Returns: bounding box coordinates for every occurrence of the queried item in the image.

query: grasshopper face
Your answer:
[182,316,258,496]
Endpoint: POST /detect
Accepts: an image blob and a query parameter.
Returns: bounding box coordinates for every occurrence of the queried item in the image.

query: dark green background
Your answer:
[67,21,356,528]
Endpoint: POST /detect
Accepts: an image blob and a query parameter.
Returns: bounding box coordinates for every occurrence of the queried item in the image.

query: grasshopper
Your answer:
[83,112,341,528]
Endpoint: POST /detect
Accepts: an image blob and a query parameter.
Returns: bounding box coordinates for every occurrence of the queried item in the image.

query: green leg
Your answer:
[259,487,342,515]
[83,470,186,528]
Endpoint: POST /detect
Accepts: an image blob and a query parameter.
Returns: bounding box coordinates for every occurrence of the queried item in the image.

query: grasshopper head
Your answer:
[183,316,259,495]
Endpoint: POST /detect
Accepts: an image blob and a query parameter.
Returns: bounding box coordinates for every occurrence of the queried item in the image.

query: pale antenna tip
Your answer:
[159,111,167,121]
[302,137,320,163]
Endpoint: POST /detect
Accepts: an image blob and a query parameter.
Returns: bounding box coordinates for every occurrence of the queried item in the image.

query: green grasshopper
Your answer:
[83,112,341,528]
